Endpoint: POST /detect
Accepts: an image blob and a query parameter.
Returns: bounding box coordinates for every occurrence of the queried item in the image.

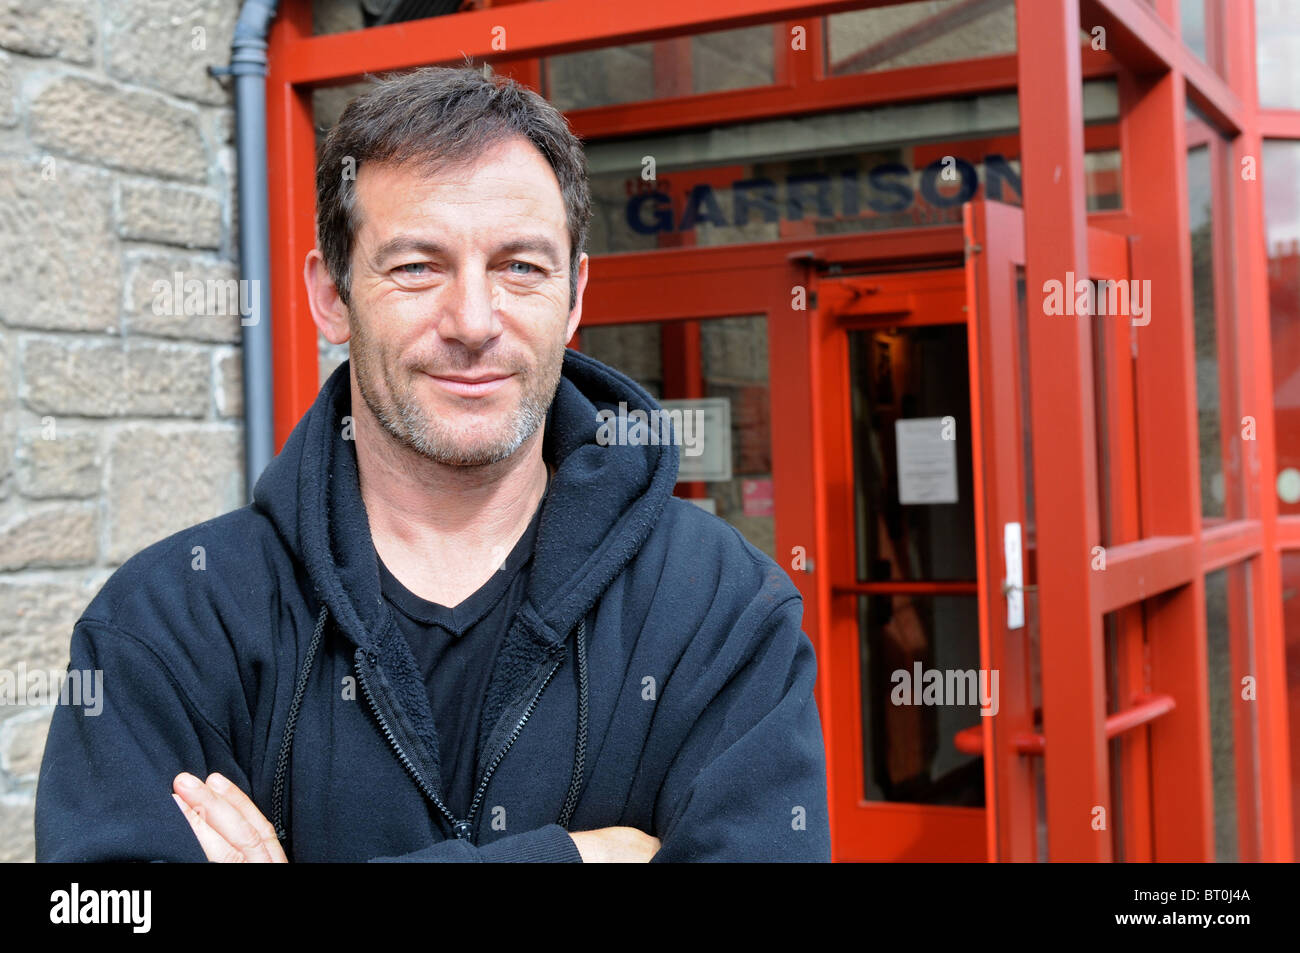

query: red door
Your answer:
[817,199,1139,861]
[816,266,988,860]
[962,199,1145,862]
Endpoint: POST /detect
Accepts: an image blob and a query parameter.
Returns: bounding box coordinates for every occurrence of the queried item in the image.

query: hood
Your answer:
[252,348,681,652]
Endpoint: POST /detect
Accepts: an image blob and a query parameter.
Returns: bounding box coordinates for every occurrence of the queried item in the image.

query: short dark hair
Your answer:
[315,65,592,311]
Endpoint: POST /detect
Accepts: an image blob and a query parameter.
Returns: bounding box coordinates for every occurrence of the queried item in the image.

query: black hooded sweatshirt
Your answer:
[36,350,832,862]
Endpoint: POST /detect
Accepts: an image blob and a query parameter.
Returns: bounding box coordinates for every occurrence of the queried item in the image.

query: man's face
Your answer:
[340,137,585,467]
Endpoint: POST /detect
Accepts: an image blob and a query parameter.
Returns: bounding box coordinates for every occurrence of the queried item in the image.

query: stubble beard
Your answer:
[350,311,566,468]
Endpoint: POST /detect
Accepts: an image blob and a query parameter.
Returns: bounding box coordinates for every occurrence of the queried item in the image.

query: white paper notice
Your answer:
[660,398,732,483]
[894,417,958,505]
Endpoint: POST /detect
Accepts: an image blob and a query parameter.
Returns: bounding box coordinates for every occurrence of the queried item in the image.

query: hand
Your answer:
[567,826,660,862]
[172,772,288,863]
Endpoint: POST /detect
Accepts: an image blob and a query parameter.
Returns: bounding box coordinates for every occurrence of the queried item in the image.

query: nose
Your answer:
[437,265,502,352]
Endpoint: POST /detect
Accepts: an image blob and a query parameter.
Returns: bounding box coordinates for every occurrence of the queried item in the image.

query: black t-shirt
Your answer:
[376,485,547,822]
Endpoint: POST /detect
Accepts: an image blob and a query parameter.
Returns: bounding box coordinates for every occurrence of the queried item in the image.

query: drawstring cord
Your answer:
[272,600,329,846]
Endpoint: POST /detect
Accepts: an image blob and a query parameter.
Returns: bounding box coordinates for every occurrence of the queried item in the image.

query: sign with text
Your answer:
[894,417,958,505]
[662,398,732,483]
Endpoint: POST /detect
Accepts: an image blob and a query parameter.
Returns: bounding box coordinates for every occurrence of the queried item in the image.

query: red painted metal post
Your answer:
[1015,0,1109,861]
[266,0,320,450]
[767,257,837,854]
[1120,65,1216,861]
[1224,0,1296,862]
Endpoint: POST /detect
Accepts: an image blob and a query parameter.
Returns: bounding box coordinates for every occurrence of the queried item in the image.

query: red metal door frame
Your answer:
[963,199,1174,861]
[962,200,1035,862]
[817,266,986,862]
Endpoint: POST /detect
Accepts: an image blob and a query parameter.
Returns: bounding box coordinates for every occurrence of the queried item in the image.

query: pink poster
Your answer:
[742,478,774,517]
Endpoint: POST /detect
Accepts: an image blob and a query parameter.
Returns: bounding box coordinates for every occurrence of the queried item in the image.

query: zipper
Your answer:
[355,648,460,835]
[356,645,565,843]
[463,655,565,834]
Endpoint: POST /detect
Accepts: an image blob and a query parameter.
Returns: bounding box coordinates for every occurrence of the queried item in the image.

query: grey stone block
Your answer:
[106,424,242,563]
[21,338,211,418]
[0,159,119,332]
[118,180,222,249]
[31,76,207,182]
[125,254,243,341]
[103,0,238,106]
[15,429,101,498]
[0,501,98,570]
[0,0,96,64]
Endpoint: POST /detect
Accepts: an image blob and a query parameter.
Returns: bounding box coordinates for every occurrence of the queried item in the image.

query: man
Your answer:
[35,66,831,862]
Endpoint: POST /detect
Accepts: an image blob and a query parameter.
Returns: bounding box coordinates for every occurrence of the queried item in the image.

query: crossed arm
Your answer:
[170,771,660,863]
[41,591,828,863]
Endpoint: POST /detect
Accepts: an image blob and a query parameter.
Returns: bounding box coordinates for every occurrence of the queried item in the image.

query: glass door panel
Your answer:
[847,323,983,807]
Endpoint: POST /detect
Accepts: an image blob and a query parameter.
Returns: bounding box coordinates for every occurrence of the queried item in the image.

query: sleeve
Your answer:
[37,621,583,864]
[648,595,832,862]
[368,824,583,863]
[35,620,246,863]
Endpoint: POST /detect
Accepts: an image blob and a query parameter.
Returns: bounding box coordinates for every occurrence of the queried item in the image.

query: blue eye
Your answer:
[397,263,429,275]
[508,261,539,275]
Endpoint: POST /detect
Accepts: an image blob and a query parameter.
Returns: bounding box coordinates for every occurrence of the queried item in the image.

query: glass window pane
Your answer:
[544,25,775,111]
[857,594,985,806]
[701,317,775,559]
[1187,146,1222,518]
[848,325,976,584]
[826,0,1015,76]
[1186,123,1242,522]
[313,0,472,33]
[1182,0,1209,62]
[1182,0,1231,77]
[1256,0,1300,109]
[1265,141,1300,515]
[1203,563,1261,862]
[580,323,664,395]
[587,82,1121,255]
[1203,567,1237,861]
[313,0,364,35]
[1092,288,1113,545]
[579,317,775,560]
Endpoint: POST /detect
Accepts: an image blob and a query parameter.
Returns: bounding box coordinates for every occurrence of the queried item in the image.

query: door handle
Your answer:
[1003,523,1026,629]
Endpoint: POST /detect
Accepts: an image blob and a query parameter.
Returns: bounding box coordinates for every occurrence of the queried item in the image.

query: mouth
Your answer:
[422,370,514,398]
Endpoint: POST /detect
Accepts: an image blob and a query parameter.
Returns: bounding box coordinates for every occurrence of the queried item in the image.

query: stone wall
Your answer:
[0,0,246,861]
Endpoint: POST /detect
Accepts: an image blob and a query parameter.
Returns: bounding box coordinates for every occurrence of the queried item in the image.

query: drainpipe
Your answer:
[214,0,280,499]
